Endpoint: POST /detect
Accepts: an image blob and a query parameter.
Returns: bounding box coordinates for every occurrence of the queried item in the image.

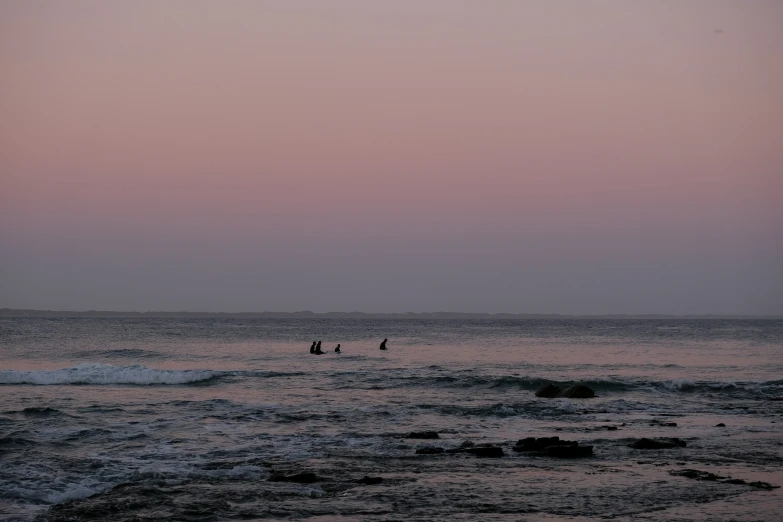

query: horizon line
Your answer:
[1,308,781,319]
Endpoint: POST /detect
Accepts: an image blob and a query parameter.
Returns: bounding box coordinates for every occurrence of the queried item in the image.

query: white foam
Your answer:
[1,476,111,505]
[662,378,696,391]
[189,464,264,481]
[46,484,109,504]
[0,363,216,385]
[493,404,516,416]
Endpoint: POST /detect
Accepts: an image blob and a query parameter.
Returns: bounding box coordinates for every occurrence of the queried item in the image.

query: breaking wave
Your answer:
[2,364,780,396]
[0,363,218,386]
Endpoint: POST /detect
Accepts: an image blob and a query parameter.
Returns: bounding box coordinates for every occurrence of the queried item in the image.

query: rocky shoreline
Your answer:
[36,426,780,521]
[32,384,781,520]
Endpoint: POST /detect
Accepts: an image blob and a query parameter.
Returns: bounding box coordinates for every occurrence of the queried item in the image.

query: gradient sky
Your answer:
[1,1,781,314]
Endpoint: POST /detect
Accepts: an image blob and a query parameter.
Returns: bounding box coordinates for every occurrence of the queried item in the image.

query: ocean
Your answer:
[1,317,781,521]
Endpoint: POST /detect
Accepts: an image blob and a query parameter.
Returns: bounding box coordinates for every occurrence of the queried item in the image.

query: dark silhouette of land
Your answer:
[1,309,778,319]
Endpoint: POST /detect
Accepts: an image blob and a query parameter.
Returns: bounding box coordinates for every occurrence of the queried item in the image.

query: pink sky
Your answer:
[1,1,781,314]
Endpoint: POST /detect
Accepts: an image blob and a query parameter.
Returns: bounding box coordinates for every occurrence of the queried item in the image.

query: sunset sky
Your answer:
[1,1,781,314]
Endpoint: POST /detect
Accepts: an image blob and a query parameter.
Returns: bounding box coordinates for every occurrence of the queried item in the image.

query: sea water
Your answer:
[1,317,781,521]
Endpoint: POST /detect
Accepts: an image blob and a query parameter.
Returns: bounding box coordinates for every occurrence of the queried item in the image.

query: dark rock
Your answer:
[356,476,383,485]
[269,472,318,483]
[465,446,504,458]
[630,438,686,449]
[546,445,593,458]
[513,436,590,458]
[444,441,503,457]
[556,385,596,399]
[445,440,477,454]
[716,423,726,427]
[671,469,719,481]
[514,436,567,452]
[670,469,779,489]
[514,437,538,449]
[22,407,62,416]
[535,384,562,398]
[749,481,780,490]
[406,431,439,439]
[415,446,444,455]
[671,469,699,479]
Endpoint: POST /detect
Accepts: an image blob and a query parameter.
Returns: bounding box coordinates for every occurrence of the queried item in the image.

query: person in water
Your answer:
[310,341,316,354]
[315,341,324,354]
[380,338,388,350]
[334,344,341,353]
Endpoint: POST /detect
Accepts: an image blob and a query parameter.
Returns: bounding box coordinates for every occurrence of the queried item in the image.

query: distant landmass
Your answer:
[0,309,779,319]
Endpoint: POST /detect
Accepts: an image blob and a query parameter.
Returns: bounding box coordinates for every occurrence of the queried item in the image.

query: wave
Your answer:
[656,378,779,396]
[413,400,586,418]
[3,364,779,395]
[368,373,783,396]
[62,428,114,441]
[73,348,166,359]
[486,376,632,392]
[0,432,37,447]
[365,374,642,392]
[0,363,218,386]
[462,375,782,395]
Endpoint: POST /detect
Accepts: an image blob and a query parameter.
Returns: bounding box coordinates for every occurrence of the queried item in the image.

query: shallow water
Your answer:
[1,317,782,520]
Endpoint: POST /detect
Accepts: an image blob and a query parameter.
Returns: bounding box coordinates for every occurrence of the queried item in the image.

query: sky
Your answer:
[1,1,782,315]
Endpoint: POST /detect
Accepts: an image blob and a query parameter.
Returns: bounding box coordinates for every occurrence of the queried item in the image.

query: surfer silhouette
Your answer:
[334,344,341,353]
[315,341,324,354]
[310,341,316,354]
[380,338,388,350]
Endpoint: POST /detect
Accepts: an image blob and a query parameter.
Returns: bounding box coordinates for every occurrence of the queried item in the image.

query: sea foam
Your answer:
[0,363,217,385]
